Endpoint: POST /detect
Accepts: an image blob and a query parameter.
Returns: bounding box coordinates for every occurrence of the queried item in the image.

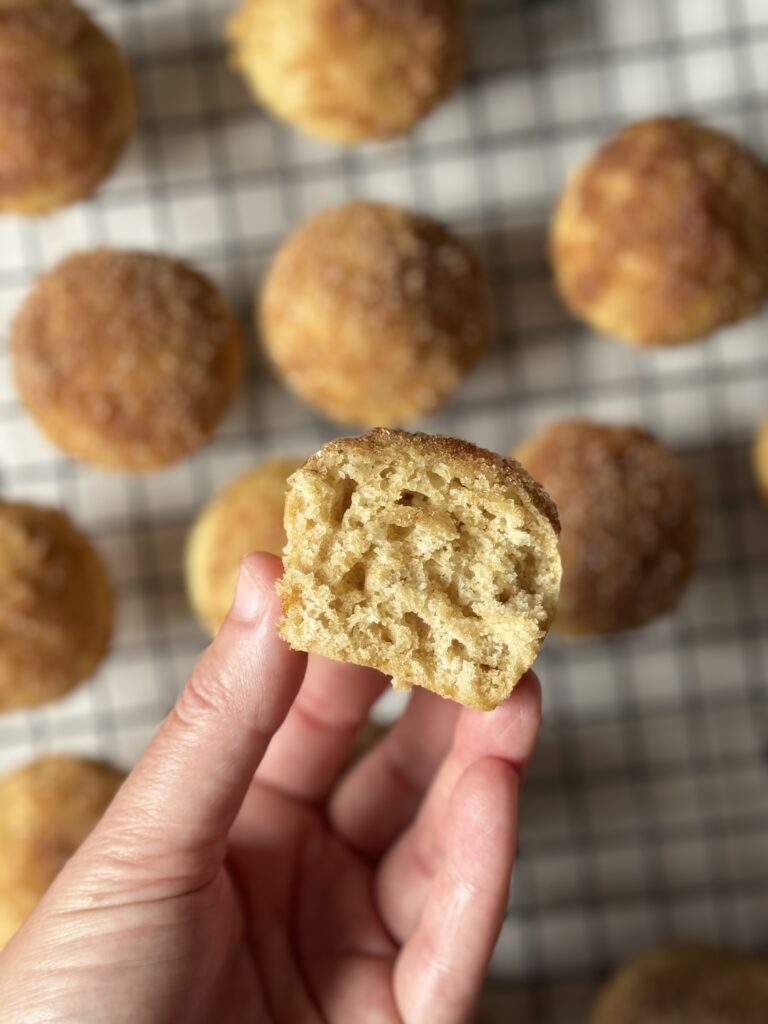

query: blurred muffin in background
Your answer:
[590,945,768,1023]
[0,756,124,948]
[186,456,303,635]
[12,249,244,471]
[0,0,136,215]
[753,417,768,502]
[227,0,467,144]
[516,420,699,635]
[0,501,113,713]
[552,118,768,346]
[261,202,493,427]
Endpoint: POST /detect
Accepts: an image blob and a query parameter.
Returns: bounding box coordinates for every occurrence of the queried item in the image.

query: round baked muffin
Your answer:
[590,945,768,1024]
[516,420,698,635]
[551,118,768,346]
[278,429,561,711]
[0,756,123,948]
[227,0,467,144]
[753,417,768,502]
[0,0,136,215]
[12,249,244,470]
[0,501,113,712]
[261,202,493,427]
[186,456,303,635]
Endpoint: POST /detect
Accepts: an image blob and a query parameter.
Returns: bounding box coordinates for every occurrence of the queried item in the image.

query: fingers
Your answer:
[328,688,460,860]
[87,553,307,891]
[255,656,389,804]
[394,758,520,1024]
[376,672,540,942]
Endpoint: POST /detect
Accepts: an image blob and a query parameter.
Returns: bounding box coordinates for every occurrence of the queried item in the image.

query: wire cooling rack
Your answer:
[1,0,767,1019]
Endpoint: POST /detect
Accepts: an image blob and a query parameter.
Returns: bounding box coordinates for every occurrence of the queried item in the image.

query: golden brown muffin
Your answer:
[0,756,124,948]
[12,249,244,471]
[0,501,113,712]
[261,202,493,427]
[227,0,467,144]
[0,0,135,215]
[186,456,304,635]
[551,118,768,346]
[278,429,561,711]
[753,417,768,502]
[590,945,768,1024]
[516,420,699,635]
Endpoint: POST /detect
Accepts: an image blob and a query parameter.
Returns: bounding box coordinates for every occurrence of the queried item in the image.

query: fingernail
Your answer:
[230,560,264,622]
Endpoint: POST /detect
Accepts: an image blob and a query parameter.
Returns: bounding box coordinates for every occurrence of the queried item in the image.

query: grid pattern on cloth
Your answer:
[0,0,767,1019]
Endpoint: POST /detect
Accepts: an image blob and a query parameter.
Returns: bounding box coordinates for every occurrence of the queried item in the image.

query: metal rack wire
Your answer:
[0,0,766,1019]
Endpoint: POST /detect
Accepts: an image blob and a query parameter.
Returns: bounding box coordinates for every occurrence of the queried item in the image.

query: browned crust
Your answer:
[0,0,136,215]
[753,416,768,502]
[590,945,768,1023]
[304,428,561,533]
[12,249,244,470]
[551,117,768,346]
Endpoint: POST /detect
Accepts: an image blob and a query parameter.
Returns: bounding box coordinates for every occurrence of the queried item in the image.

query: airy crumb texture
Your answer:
[12,249,244,470]
[590,945,768,1024]
[0,0,136,215]
[0,502,113,712]
[0,756,124,949]
[516,420,699,635]
[227,0,467,144]
[278,429,561,711]
[753,417,768,502]
[186,456,304,635]
[261,201,493,427]
[552,117,768,346]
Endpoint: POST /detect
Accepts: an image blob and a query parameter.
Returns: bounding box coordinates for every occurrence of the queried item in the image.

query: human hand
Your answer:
[0,554,541,1024]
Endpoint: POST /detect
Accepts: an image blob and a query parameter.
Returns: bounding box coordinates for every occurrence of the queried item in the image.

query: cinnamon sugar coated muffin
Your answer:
[12,250,244,470]
[753,417,768,502]
[0,756,124,948]
[0,0,136,215]
[516,420,699,635]
[590,945,768,1024]
[552,118,768,346]
[0,502,113,712]
[261,202,493,427]
[278,430,561,711]
[186,456,304,635]
[227,0,467,144]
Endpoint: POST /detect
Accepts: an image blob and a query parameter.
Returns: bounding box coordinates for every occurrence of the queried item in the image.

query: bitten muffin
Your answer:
[590,945,768,1024]
[0,501,113,712]
[0,0,136,215]
[227,0,467,144]
[261,202,493,427]
[551,118,768,346]
[12,249,244,470]
[516,420,699,635]
[0,756,124,948]
[278,429,561,711]
[186,456,303,635]
[753,417,768,502]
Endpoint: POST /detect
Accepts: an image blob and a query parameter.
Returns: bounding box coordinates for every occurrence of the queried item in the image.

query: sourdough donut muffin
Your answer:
[753,417,768,502]
[0,756,124,948]
[0,0,135,215]
[516,420,699,635]
[278,430,561,711]
[552,118,768,346]
[0,501,113,712]
[590,945,768,1024]
[12,249,244,470]
[227,0,467,144]
[186,456,303,635]
[261,202,493,427]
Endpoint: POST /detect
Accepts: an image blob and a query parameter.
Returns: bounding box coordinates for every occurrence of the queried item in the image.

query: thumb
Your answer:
[81,553,307,895]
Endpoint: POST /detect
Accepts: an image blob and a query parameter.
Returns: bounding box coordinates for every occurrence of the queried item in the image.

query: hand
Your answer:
[0,554,541,1024]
